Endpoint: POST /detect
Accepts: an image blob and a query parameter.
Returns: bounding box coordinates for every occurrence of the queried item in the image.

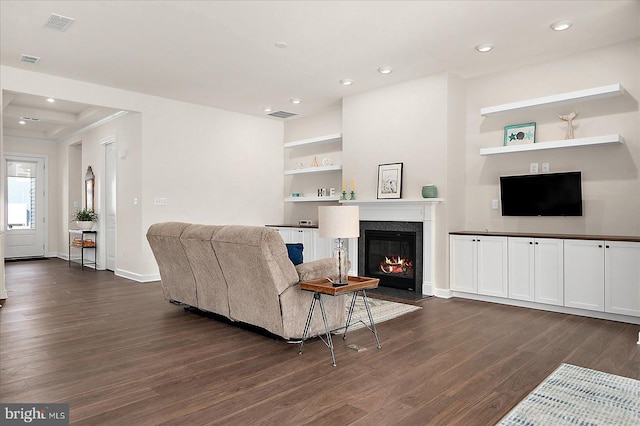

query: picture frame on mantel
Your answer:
[377,162,403,199]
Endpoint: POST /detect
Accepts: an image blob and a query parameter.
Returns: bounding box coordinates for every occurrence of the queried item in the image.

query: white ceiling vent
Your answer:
[268,110,298,119]
[20,116,41,122]
[44,13,75,31]
[20,54,41,64]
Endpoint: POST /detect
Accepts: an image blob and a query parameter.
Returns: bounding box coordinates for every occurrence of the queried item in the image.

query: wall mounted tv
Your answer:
[500,171,583,216]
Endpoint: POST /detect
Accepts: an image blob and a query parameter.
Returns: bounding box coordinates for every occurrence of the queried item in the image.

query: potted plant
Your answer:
[73,208,98,230]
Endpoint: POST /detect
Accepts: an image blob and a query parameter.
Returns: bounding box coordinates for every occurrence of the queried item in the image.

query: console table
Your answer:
[68,229,97,271]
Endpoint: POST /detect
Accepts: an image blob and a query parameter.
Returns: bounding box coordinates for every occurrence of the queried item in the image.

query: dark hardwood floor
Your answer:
[1,258,639,425]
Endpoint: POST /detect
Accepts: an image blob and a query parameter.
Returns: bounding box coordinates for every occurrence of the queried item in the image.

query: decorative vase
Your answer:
[422,185,438,198]
[76,221,94,230]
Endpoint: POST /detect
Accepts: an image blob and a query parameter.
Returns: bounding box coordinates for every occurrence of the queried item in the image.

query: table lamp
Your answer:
[318,205,360,286]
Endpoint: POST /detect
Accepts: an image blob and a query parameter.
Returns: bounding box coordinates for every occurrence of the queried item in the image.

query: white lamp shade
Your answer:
[318,206,360,239]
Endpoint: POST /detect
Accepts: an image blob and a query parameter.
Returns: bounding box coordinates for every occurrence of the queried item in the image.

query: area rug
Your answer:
[334,295,421,333]
[499,363,640,425]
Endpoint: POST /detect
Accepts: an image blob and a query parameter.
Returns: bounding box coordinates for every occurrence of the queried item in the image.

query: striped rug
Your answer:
[499,363,640,425]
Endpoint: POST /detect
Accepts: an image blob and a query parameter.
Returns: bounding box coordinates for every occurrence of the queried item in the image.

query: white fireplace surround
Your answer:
[340,198,443,295]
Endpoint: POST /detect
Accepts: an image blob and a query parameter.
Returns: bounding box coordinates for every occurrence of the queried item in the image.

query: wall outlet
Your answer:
[542,162,550,173]
[530,163,539,173]
[491,199,499,210]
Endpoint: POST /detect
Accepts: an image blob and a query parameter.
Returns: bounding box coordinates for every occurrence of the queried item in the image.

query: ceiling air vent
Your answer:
[20,54,41,64]
[268,110,298,119]
[20,116,41,122]
[44,13,75,31]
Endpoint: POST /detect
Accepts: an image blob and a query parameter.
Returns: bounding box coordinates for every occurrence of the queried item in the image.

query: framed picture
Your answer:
[504,122,536,146]
[377,162,403,199]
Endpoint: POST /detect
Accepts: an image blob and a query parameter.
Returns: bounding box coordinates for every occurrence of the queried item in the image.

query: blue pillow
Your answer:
[286,243,304,265]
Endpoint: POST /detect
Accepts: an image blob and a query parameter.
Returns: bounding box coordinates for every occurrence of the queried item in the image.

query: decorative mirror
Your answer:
[85,166,95,211]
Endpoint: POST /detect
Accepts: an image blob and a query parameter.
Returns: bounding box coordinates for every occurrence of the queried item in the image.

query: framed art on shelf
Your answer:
[504,122,536,146]
[377,162,403,199]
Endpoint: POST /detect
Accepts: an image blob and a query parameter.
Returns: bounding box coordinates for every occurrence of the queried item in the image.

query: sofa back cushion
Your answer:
[146,222,197,306]
[212,226,299,336]
[180,224,229,317]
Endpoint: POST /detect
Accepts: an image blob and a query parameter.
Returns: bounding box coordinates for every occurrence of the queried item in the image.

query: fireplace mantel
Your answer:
[341,198,442,295]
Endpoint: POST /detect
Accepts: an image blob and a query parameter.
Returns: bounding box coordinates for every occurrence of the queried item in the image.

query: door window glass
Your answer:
[7,160,37,230]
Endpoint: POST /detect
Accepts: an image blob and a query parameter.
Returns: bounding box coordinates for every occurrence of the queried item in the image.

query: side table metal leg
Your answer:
[317,295,336,367]
[361,290,382,349]
[298,293,317,356]
[343,292,358,340]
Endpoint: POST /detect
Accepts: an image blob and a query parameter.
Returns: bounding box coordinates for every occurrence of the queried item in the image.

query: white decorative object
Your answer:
[322,157,332,166]
[559,110,579,139]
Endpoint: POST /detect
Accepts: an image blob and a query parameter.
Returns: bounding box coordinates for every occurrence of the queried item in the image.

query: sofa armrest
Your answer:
[296,258,342,282]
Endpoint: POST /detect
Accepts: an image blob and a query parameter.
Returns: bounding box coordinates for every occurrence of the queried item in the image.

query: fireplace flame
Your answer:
[380,256,414,274]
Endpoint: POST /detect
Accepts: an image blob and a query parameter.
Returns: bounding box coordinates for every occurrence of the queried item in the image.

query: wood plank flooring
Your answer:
[1,258,639,425]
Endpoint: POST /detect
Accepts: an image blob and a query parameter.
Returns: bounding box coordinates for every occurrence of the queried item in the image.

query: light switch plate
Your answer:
[542,162,549,173]
[530,163,539,173]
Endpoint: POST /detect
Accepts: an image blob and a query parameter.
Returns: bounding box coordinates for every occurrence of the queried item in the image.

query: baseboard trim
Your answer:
[451,291,640,325]
[115,269,160,283]
[434,288,453,299]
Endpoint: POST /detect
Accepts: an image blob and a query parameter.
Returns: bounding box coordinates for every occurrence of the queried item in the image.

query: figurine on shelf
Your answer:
[341,191,348,200]
[559,110,579,140]
[350,191,356,200]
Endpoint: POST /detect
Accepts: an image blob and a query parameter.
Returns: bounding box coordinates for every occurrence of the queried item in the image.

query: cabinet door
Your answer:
[605,241,640,317]
[450,235,477,293]
[534,238,564,306]
[564,239,604,312]
[272,227,293,243]
[477,236,508,297]
[508,237,535,301]
[293,228,315,261]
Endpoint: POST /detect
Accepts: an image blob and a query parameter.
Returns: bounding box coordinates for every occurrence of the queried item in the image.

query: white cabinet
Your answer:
[564,239,605,312]
[605,241,640,317]
[450,235,508,297]
[270,226,351,264]
[508,237,563,306]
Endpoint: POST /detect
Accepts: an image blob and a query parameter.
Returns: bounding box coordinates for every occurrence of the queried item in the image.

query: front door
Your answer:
[5,155,46,259]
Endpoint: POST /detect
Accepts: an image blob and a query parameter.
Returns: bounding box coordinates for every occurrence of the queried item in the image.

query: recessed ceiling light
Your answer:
[290,98,302,104]
[340,79,354,86]
[378,66,393,74]
[475,43,494,53]
[46,98,55,103]
[19,120,26,125]
[551,20,573,31]
[263,106,273,113]
[274,41,288,49]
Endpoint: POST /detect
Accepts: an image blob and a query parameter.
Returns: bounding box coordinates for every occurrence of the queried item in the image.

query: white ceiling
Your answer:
[1,1,639,139]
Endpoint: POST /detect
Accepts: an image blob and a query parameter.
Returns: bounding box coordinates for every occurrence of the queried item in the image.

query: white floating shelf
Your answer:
[480,134,623,156]
[284,133,342,148]
[480,84,624,116]
[340,198,443,204]
[284,165,342,175]
[285,196,340,203]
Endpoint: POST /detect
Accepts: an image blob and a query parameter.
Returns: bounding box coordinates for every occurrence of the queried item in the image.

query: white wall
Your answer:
[1,66,284,281]
[465,38,640,236]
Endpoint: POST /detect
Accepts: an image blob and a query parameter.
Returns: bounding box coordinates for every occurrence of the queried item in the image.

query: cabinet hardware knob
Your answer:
[606,245,610,248]
[598,245,603,248]
[535,242,539,245]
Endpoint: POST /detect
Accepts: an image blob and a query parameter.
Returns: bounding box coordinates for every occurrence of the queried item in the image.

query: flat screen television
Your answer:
[500,171,582,216]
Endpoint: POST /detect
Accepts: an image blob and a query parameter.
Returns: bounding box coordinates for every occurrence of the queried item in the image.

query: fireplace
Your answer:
[359,221,423,293]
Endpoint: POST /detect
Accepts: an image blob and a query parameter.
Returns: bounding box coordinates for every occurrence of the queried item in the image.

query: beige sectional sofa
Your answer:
[146,222,345,339]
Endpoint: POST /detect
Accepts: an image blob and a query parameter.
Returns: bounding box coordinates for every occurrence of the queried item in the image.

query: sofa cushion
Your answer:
[286,243,304,265]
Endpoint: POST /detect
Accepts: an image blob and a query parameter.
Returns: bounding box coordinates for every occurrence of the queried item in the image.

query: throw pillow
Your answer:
[286,243,304,265]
